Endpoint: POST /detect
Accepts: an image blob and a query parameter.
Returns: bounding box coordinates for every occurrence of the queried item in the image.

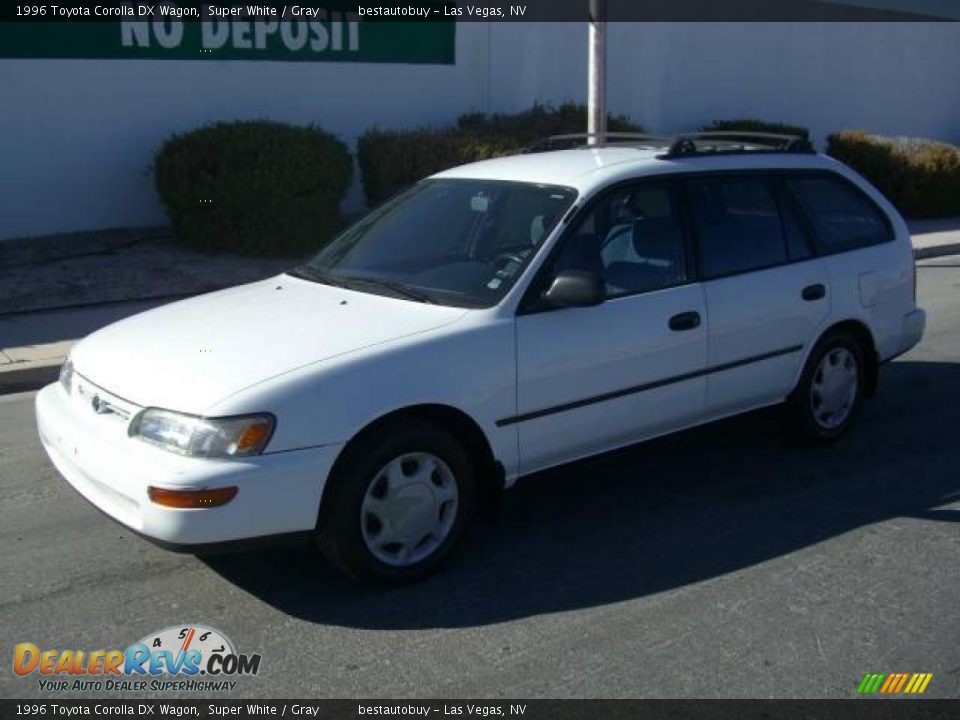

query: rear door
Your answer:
[687,173,831,416]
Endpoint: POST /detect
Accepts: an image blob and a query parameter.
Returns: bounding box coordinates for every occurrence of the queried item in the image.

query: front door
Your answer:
[511,180,709,474]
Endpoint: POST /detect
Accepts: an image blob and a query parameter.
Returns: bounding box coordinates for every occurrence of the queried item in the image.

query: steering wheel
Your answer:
[491,251,526,270]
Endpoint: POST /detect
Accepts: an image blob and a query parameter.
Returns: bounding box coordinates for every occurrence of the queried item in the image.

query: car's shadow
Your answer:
[201,359,960,629]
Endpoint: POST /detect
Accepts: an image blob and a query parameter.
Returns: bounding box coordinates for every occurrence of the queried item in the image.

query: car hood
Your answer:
[71,275,469,413]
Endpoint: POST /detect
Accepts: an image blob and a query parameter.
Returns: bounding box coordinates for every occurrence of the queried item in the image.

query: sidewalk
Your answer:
[2,218,959,395]
[0,226,295,315]
[0,299,170,394]
[909,218,960,259]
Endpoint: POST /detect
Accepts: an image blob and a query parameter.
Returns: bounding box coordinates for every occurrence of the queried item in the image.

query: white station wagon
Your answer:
[36,133,926,582]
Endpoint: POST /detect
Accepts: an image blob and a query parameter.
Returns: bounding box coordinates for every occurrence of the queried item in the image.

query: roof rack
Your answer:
[526,132,670,152]
[526,131,815,157]
[661,131,815,158]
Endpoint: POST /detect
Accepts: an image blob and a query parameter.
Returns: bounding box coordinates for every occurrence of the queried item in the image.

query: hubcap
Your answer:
[810,347,859,430]
[360,452,459,567]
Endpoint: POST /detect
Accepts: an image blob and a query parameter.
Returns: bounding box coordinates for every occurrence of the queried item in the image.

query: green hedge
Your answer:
[357,128,517,210]
[827,130,960,218]
[358,103,643,206]
[701,119,811,141]
[154,120,352,256]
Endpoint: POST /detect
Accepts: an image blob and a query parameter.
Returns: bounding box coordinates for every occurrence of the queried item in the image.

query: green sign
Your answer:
[0,20,455,64]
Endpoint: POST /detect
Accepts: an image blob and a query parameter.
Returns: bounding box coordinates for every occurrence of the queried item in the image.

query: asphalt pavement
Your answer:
[1,263,958,699]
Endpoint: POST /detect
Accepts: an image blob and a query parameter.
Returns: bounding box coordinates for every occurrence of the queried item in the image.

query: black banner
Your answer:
[2,0,960,23]
[3,700,960,719]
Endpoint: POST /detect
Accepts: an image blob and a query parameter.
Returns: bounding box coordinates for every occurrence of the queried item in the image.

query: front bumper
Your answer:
[35,383,342,546]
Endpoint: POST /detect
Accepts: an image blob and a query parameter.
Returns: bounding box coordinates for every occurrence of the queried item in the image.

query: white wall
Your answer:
[0,24,491,240]
[1,22,958,240]
[609,23,960,143]
[487,22,960,143]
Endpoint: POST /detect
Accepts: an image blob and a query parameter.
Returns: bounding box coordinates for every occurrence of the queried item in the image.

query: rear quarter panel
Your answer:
[817,161,916,361]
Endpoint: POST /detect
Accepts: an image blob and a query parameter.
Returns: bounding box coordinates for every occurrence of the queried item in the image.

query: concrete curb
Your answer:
[0,292,194,321]
[0,359,61,395]
[1,243,958,397]
[915,242,960,260]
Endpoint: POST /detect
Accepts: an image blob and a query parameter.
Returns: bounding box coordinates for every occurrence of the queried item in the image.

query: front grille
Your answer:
[71,373,140,424]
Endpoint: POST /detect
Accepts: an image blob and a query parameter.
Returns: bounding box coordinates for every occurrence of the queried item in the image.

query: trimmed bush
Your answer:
[154,121,352,256]
[358,103,644,206]
[357,128,518,210]
[701,119,811,141]
[827,130,960,218]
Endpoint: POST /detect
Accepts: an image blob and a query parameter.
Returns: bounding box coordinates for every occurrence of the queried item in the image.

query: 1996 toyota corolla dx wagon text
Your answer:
[36,133,926,582]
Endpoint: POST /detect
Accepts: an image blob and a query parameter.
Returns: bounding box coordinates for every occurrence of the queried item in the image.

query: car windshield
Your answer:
[291,179,578,308]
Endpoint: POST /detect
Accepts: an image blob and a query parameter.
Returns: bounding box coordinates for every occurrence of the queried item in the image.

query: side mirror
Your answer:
[541,270,605,309]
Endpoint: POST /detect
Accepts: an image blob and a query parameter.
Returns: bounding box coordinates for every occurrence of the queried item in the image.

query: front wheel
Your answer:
[317,420,475,583]
[789,332,865,443]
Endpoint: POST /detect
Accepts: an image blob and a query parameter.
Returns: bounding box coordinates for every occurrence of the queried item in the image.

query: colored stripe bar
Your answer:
[893,673,910,693]
[904,674,920,693]
[856,672,932,695]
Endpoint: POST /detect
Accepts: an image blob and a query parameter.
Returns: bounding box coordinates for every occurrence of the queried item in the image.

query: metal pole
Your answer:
[587,0,607,145]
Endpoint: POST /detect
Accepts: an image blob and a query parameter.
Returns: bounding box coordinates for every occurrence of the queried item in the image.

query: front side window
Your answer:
[551,182,689,298]
[688,176,788,278]
[294,179,577,308]
[786,175,891,253]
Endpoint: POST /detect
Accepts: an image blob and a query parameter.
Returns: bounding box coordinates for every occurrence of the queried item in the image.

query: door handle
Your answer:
[669,311,701,332]
[802,283,826,301]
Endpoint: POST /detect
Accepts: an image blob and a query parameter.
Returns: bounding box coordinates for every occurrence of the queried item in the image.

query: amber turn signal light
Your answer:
[148,486,238,509]
[234,421,272,454]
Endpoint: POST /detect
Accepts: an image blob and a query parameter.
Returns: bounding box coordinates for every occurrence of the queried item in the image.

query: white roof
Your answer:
[432,145,841,196]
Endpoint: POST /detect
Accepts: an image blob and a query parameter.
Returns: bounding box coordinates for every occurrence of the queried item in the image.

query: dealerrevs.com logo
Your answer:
[13,625,262,693]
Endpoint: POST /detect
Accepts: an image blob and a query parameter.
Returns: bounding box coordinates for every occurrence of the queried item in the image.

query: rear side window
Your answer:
[786,175,891,253]
[778,189,815,262]
[688,177,787,278]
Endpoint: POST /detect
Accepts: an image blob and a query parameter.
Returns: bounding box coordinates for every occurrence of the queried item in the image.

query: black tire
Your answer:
[316,418,475,584]
[789,331,866,443]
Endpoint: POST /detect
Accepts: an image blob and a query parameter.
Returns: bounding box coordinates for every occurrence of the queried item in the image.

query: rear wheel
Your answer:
[317,419,475,583]
[790,332,865,442]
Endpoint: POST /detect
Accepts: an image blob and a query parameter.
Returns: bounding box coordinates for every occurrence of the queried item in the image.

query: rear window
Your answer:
[688,177,788,278]
[786,175,891,253]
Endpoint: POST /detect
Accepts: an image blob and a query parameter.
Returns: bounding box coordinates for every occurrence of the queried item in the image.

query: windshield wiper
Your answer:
[289,267,435,304]
[339,276,436,304]
[287,266,350,289]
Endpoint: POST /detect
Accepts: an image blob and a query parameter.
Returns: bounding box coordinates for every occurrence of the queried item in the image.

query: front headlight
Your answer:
[59,358,74,395]
[128,408,275,458]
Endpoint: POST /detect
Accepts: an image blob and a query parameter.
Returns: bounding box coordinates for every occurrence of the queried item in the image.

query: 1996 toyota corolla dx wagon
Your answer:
[36,133,926,582]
